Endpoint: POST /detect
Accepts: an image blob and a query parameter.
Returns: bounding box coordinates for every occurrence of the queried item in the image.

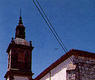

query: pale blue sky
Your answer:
[0,0,95,79]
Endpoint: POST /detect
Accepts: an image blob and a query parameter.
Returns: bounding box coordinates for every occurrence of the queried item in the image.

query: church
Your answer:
[4,16,95,80]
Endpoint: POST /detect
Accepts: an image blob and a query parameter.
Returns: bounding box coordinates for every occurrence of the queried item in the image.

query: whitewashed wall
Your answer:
[40,56,74,80]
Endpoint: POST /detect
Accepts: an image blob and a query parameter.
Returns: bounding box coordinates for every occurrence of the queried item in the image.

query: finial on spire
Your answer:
[19,8,23,24]
[20,8,21,17]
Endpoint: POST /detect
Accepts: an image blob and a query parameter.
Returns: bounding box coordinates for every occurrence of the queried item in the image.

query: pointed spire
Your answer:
[19,8,23,24]
[15,9,25,39]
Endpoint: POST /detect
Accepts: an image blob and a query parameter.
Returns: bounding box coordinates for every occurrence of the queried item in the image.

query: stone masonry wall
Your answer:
[67,56,95,80]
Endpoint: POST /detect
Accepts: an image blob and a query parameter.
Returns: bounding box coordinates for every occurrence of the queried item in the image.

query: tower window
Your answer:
[18,53,25,63]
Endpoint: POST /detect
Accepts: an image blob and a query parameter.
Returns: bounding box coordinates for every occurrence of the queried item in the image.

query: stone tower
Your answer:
[4,16,34,80]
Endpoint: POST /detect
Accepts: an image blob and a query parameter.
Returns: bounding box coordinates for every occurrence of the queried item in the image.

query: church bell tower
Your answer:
[4,16,34,80]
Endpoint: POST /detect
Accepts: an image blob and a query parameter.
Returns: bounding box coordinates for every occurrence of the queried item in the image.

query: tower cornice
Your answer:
[6,40,34,53]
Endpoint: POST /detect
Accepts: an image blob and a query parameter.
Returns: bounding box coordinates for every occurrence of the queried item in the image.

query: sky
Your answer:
[0,0,95,79]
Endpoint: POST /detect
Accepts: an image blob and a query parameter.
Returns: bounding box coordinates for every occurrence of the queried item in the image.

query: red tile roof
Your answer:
[34,49,95,80]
